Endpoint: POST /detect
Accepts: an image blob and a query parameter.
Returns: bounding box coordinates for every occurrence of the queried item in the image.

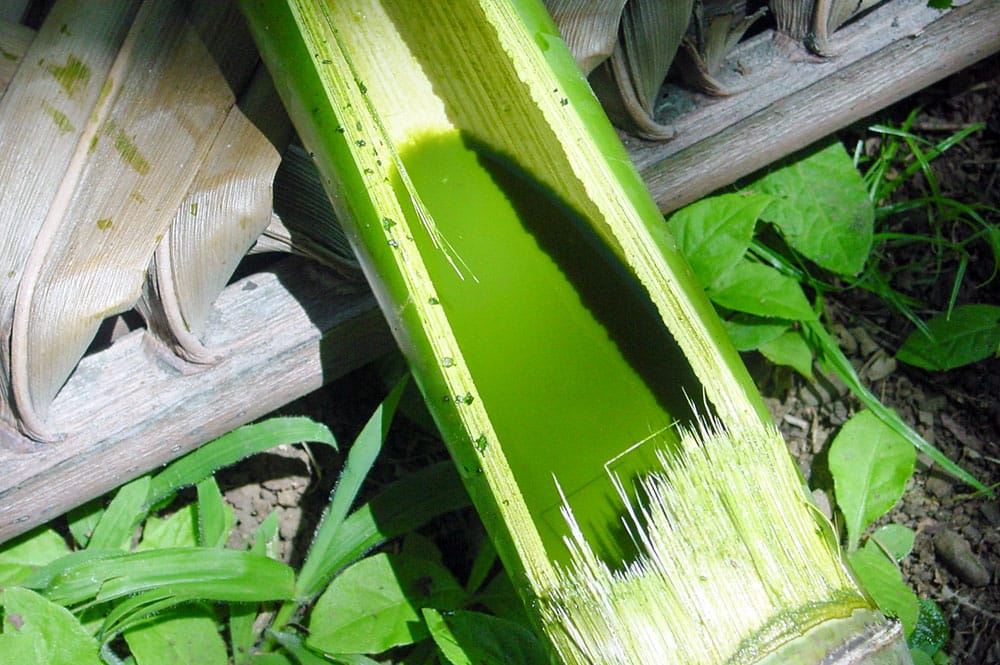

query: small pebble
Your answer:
[934,528,991,587]
[924,473,954,499]
[979,501,1000,527]
[849,326,879,357]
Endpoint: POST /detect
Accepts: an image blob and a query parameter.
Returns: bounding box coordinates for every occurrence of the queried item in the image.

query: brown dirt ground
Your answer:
[221,55,1000,663]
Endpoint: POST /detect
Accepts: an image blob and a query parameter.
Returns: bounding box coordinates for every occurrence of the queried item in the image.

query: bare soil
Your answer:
[222,55,1000,663]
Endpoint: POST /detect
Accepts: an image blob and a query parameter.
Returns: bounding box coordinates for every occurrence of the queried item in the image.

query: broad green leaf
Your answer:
[829,410,916,551]
[753,141,874,276]
[871,524,915,562]
[758,330,813,379]
[847,543,919,636]
[148,417,336,508]
[0,587,101,665]
[908,598,949,656]
[707,260,817,321]
[137,504,199,550]
[423,608,548,665]
[67,500,104,549]
[896,304,1000,371]
[197,476,234,548]
[721,314,790,351]
[87,476,152,551]
[296,378,407,599]
[307,552,465,654]
[909,649,933,665]
[0,527,70,588]
[666,192,772,287]
[124,604,227,665]
[43,548,294,607]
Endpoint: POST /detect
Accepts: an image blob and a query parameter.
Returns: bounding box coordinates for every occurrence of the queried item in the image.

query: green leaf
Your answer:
[250,510,281,558]
[251,655,296,665]
[871,524,915,562]
[87,476,152,551]
[423,608,548,665]
[847,543,919,636]
[0,587,101,665]
[43,548,295,607]
[307,552,465,654]
[318,461,469,579]
[805,320,988,495]
[896,304,1000,371]
[666,192,772,287]
[124,604,228,665]
[721,314,790,351]
[753,141,874,276]
[758,330,813,379]
[473,569,528,624]
[909,648,934,665]
[148,417,336,508]
[67,500,104,549]
[0,527,71,588]
[464,536,497,595]
[707,260,817,321]
[269,629,375,665]
[136,504,199,550]
[296,378,408,599]
[828,411,916,551]
[908,598,949,655]
[197,476,234,548]
[230,603,260,665]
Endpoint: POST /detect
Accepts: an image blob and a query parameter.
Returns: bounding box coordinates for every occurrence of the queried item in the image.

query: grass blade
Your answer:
[85,476,151,551]
[147,417,336,508]
[806,319,989,495]
[295,377,407,599]
[43,548,295,607]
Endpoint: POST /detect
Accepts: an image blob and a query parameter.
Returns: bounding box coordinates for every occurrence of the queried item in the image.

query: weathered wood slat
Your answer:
[0,259,393,543]
[632,0,1000,212]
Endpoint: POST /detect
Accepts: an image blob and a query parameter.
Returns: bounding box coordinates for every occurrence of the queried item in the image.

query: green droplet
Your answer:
[475,435,488,452]
[96,218,113,230]
[428,296,440,305]
[382,217,397,229]
[441,357,454,368]
[190,202,198,216]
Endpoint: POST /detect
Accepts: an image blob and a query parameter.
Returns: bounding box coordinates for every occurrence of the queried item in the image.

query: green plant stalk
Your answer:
[240,1,908,662]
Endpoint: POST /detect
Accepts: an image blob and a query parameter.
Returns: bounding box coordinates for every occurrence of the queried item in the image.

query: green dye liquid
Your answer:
[394,132,703,563]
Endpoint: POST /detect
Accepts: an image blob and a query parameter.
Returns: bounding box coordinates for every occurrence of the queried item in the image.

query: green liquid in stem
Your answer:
[394,132,704,563]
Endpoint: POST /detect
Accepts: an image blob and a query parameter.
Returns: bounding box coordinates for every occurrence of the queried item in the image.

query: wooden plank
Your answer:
[631,0,1000,212]
[0,259,393,544]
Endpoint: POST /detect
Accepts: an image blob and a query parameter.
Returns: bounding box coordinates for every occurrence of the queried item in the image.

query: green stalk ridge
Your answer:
[240,1,907,662]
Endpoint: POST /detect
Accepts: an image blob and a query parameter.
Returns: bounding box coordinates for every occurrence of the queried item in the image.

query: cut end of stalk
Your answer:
[539,419,880,665]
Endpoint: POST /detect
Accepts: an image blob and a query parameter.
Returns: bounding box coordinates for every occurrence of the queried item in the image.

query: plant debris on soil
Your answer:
[218,55,999,664]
